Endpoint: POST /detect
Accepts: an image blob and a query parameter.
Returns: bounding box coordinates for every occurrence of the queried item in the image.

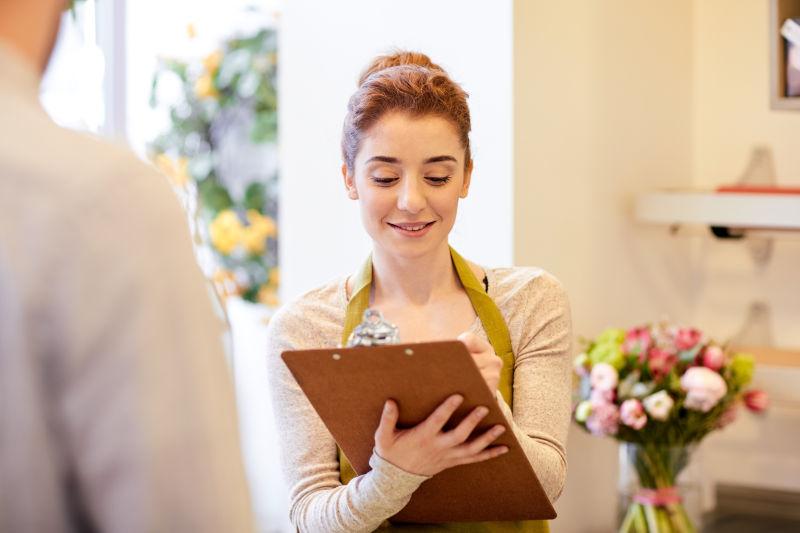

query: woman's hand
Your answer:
[373,395,508,477]
[458,332,502,394]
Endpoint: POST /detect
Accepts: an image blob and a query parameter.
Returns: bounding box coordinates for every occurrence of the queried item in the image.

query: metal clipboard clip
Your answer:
[346,309,400,347]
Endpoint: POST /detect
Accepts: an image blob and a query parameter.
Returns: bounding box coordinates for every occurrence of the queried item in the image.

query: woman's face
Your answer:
[343,112,472,260]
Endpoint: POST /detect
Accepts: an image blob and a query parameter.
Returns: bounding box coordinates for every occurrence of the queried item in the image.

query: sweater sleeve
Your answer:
[494,271,573,502]
[265,305,429,533]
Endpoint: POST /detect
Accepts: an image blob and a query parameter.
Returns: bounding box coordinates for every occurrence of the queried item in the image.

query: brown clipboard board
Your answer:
[281,340,557,523]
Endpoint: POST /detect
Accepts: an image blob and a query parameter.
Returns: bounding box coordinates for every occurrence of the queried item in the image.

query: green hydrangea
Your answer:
[588,342,625,370]
[730,353,755,388]
[597,328,625,346]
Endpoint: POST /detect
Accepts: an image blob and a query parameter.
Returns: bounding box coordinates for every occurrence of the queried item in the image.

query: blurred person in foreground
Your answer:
[0,1,256,532]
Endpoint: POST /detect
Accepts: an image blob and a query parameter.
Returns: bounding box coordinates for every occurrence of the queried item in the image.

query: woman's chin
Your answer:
[374,234,450,260]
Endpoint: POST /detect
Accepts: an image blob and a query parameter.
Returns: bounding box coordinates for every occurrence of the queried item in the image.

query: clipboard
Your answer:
[281,340,557,523]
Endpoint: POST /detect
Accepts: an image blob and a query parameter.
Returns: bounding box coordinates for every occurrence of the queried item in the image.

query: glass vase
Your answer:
[617,442,702,533]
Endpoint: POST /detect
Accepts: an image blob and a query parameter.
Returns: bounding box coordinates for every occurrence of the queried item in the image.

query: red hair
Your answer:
[341,51,472,171]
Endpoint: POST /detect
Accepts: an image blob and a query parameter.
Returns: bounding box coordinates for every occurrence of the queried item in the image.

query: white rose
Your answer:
[642,390,674,421]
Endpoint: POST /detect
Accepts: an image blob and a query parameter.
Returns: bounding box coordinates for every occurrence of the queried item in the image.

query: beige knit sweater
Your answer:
[266,267,572,533]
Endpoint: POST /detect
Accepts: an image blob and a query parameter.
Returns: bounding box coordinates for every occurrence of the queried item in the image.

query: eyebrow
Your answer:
[365,155,458,165]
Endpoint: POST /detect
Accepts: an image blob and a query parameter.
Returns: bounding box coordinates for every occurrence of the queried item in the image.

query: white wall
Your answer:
[691,0,800,351]
[514,2,800,531]
[514,2,696,531]
[278,0,514,301]
[690,0,800,503]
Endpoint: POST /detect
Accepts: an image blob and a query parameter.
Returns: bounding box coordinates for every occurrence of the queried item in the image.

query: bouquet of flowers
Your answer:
[573,323,768,533]
[149,24,280,306]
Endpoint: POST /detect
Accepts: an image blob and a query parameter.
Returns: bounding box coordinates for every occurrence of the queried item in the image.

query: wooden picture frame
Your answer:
[770,0,800,110]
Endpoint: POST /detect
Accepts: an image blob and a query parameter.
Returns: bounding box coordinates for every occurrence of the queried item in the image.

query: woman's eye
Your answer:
[425,176,452,185]
[371,176,398,185]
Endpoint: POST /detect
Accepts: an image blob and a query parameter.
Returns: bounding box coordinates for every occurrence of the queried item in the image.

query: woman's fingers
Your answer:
[454,444,510,467]
[444,405,489,445]
[461,424,507,456]
[374,399,399,447]
[418,394,464,435]
[457,331,491,354]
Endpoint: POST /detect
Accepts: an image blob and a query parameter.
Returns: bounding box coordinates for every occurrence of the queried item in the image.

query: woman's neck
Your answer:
[370,243,460,306]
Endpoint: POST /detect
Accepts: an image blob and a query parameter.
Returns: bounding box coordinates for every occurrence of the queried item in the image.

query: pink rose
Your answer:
[586,401,620,436]
[680,366,727,412]
[623,326,652,359]
[675,327,702,350]
[647,347,678,379]
[620,399,647,430]
[590,387,615,405]
[701,345,725,371]
[590,362,619,391]
[743,390,769,413]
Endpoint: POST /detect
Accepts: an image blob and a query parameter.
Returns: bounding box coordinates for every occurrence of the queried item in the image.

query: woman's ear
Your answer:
[459,160,473,199]
[342,164,359,200]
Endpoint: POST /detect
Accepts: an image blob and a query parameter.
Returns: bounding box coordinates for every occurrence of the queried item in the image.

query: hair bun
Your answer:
[358,50,446,86]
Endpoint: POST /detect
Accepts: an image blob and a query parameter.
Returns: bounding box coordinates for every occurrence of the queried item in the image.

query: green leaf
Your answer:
[667,371,682,393]
[218,49,252,89]
[188,153,214,181]
[242,285,260,303]
[255,81,278,112]
[198,179,233,213]
[679,344,702,363]
[149,74,160,108]
[243,182,267,211]
[163,59,189,81]
[251,111,277,143]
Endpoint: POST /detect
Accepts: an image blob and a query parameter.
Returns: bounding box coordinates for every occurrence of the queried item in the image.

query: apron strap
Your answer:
[341,254,373,347]
[448,247,514,408]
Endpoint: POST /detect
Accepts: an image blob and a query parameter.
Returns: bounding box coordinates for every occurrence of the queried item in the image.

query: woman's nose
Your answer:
[396,176,426,214]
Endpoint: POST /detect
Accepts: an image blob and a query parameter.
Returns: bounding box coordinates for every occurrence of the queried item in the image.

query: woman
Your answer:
[267,51,572,532]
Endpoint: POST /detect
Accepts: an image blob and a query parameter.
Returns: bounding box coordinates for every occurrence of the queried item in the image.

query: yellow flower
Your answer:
[268,267,280,286]
[209,210,243,255]
[154,153,190,187]
[257,284,280,307]
[241,210,277,255]
[212,268,240,299]
[203,50,223,74]
[248,210,277,237]
[194,73,219,100]
[241,226,266,255]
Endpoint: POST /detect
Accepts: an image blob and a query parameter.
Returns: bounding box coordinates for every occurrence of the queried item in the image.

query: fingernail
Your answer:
[451,394,464,404]
[384,401,393,412]
[499,446,509,454]
[477,407,489,417]
[494,426,506,435]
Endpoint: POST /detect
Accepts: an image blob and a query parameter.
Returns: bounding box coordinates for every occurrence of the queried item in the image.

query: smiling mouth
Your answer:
[388,221,435,232]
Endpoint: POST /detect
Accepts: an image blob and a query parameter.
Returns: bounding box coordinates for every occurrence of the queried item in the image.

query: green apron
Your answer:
[338,246,549,533]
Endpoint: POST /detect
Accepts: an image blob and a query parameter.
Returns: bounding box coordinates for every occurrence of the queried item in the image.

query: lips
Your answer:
[388,221,435,232]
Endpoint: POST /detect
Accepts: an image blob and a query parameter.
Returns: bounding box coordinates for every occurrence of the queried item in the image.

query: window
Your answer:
[40,1,105,133]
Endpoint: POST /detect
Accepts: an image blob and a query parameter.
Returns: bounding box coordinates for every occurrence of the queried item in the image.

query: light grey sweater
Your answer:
[0,42,255,533]
[266,267,572,532]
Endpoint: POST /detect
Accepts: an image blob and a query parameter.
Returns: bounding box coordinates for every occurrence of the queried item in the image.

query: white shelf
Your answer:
[635,191,800,230]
